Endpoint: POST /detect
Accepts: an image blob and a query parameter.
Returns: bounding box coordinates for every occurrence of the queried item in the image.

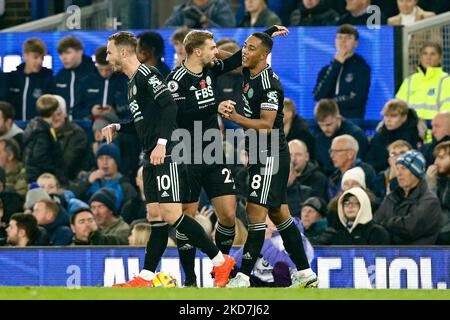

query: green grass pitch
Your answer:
[0,287,449,300]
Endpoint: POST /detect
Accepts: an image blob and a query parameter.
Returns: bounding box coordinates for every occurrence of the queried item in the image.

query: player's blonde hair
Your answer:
[183,30,214,55]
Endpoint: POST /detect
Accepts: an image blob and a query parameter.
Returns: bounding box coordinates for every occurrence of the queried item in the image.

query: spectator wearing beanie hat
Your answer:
[301,197,328,245]
[374,150,443,245]
[89,188,130,245]
[69,143,137,210]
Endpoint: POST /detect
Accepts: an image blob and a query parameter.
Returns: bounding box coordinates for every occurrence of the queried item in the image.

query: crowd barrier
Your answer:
[0,246,448,289]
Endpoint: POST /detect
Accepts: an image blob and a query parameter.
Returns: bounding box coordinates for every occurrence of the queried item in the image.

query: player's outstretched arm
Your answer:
[264,25,289,38]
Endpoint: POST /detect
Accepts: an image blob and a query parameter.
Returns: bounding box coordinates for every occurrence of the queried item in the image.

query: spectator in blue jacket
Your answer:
[69,143,137,211]
[84,46,128,120]
[136,32,171,79]
[53,36,96,120]
[313,99,368,176]
[313,24,371,119]
[37,173,88,217]
[32,198,73,246]
[7,38,53,121]
[164,0,236,28]
[366,99,422,172]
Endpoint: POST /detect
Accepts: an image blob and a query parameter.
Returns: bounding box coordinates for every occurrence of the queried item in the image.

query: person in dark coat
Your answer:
[313,99,368,176]
[426,141,450,244]
[32,198,73,246]
[0,167,24,224]
[0,101,24,150]
[214,40,244,129]
[164,0,236,28]
[239,0,282,27]
[136,32,171,79]
[82,46,129,120]
[374,150,442,245]
[328,134,376,198]
[287,162,315,218]
[121,166,147,225]
[5,212,49,247]
[7,38,53,121]
[52,95,88,180]
[300,196,328,245]
[329,187,389,245]
[23,95,66,184]
[338,0,387,25]
[366,100,422,172]
[420,112,450,167]
[284,98,315,159]
[0,71,8,101]
[289,0,340,26]
[53,36,96,120]
[289,139,328,201]
[313,24,371,119]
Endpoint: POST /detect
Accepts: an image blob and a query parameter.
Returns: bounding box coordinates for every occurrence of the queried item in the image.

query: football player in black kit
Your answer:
[166,25,289,287]
[219,31,319,288]
[102,31,235,288]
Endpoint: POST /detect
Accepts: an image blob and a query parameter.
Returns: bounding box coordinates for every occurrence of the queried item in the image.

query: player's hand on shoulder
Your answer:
[272,25,289,37]
[218,100,236,119]
[101,124,118,144]
[150,144,166,166]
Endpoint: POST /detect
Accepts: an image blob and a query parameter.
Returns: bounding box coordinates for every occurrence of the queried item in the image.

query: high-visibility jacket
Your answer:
[396,66,449,120]
[439,75,450,112]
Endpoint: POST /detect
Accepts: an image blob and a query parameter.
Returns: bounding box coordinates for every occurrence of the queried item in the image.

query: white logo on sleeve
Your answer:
[267,91,278,104]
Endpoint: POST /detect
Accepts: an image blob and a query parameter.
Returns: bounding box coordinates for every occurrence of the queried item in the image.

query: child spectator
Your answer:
[23,94,66,184]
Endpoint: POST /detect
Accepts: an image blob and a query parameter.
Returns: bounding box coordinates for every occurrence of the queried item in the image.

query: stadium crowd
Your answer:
[0,0,449,264]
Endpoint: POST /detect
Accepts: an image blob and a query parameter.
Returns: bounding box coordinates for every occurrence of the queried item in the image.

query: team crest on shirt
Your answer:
[168,80,179,92]
[267,91,278,104]
[206,76,212,86]
[32,88,42,99]
[133,85,137,95]
[345,73,354,83]
[248,88,254,98]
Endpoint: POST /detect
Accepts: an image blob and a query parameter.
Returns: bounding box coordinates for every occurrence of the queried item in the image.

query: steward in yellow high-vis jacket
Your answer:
[396,42,449,120]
